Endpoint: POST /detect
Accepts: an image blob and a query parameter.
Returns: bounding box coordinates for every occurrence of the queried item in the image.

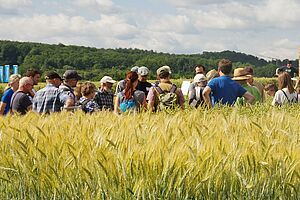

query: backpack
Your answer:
[155,84,178,110]
[119,92,137,112]
[281,90,298,104]
[79,99,92,113]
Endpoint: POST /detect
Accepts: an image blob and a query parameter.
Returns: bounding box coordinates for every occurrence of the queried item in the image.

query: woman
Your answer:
[115,71,147,113]
[79,82,100,113]
[188,74,207,108]
[0,74,21,115]
[272,72,299,106]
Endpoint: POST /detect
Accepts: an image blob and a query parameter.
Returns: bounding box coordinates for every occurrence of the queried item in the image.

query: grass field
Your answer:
[1,102,300,199]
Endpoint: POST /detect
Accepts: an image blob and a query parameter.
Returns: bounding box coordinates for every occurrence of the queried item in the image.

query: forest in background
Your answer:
[0,40,298,81]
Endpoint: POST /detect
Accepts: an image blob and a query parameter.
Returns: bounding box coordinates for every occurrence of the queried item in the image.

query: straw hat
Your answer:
[206,69,218,81]
[232,68,252,81]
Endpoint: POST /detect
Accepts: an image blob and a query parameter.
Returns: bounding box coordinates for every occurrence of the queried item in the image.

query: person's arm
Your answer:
[177,89,185,110]
[114,94,120,114]
[147,87,156,112]
[0,102,7,115]
[243,91,255,104]
[202,86,212,108]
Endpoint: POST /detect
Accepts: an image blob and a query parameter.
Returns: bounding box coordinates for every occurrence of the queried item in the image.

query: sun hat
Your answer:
[63,70,82,80]
[193,74,207,83]
[206,69,218,81]
[138,66,149,76]
[100,76,116,84]
[232,68,252,81]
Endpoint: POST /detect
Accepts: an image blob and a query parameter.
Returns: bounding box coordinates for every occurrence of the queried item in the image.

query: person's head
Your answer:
[193,74,207,87]
[232,68,251,85]
[156,66,171,80]
[218,59,232,75]
[264,84,277,97]
[195,64,206,75]
[19,77,34,93]
[206,69,219,82]
[45,72,62,87]
[8,74,21,91]
[244,66,254,84]
[25,69,41,85]
[63,70,82,87]
[81,82,97,99]
[74,82,83,101]
[287,60,292,68]
[131,66,139,73]
[278,72,294,93]
[138,66,149,82]
[100,76,116,91]
[124,71,139,100]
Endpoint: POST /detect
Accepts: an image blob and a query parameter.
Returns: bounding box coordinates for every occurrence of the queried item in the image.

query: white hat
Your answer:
[138,66,149,76]
[100,76,116,84]
[131,66,139,73]
[193,74,207,83]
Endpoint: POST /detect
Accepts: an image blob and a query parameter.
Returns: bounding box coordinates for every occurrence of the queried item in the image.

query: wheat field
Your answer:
[0,103,300,199]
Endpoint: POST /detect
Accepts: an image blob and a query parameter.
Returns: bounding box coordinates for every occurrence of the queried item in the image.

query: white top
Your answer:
[272,88,299,106]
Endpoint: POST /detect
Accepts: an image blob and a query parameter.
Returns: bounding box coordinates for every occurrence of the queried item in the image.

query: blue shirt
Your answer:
[33,84,69,113]
[1,88,14,115]
[207,76,247,106]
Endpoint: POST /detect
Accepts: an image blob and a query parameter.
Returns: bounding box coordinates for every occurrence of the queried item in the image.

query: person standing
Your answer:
[10,77,33,115]
[244,66,265,102]
[136,66,152,97]
[188,64,206,95]
[202,59,255,107]
[33,72,74,114]
[59,70,82,104]
[115,66,139,95]
[0,74,21,115]
[94,76,116,111]
[188,74,207,108]
[24,69,41,101]
[278,60,298,78]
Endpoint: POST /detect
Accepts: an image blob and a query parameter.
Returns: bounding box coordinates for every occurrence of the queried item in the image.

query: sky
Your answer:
[0,0,299,60]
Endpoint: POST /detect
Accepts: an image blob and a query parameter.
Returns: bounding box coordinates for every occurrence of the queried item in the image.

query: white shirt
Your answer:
[272,88,299,106]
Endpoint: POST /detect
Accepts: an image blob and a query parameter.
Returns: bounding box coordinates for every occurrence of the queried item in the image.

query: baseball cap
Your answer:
[193,74,207,83]
[131,66,139,73]
[45,72,62,80]
[63,70,82,80]
[138,66,149,76]
[100,76,116,84]
[156,65,171,76]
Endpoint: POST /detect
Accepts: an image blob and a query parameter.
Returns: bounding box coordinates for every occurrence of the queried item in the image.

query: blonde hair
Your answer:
[4,74,21,91]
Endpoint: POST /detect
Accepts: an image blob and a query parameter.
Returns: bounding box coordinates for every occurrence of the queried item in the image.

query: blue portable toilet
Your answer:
[3,65,10,83]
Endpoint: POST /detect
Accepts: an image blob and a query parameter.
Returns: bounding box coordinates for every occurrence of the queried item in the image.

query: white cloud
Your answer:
[0,0,32,9]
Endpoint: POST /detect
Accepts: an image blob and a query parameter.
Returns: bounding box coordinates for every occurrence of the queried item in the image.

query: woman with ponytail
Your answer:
[115,71,147,113]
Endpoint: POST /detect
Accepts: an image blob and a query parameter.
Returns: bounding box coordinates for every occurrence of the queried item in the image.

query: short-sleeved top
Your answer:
[279,66,298,78]
[115,80,126,95]
[94,89,114,111]
[59,84,76,103]
[117,90,145,111]
[79,97,100,113]
[1,88,14,115]
[136,81,152,97]
[235,84,261,106]
[147,82,185,107]
[10,91,32,115]
[272,88,299,106]
[207,76,247,106]
[33,84,70,113]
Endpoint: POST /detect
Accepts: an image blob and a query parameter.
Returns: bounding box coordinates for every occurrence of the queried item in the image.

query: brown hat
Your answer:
[232,68,252,81]
[206,69,218,81]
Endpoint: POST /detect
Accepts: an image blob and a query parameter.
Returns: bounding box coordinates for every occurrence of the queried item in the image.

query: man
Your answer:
[244,66,265,102]
[115,66,139,95]
[94,76,116,111]
[10,77,33,115]
[33,72,74,113]
[25,69,41,100]
[59,70,82,103]
[188,64,206,95]
[279,60,298,78]
[202,59,255,107]
[232,68,261,105]
[147,66,185,111]
[136,66,152,97]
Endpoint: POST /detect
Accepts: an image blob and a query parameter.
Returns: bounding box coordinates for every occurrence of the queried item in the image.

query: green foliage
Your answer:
[0,40,298,80]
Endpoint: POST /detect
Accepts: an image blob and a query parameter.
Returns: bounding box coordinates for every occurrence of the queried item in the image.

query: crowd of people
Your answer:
[0,58,299,116]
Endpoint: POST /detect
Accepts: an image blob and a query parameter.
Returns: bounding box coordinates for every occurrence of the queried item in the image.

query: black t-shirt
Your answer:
[136,81,152,97]
[10,91,32,115]
[280,66,298,77]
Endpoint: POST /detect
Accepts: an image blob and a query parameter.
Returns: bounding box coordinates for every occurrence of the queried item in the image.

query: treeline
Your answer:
[0,40,298,81]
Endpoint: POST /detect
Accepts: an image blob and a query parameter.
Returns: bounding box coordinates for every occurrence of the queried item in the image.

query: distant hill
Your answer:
[0,40,297,80]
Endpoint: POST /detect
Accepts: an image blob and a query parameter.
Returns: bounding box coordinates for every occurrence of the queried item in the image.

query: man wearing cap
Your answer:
[115,66,139,95]
[59,70,82,103]
[147,66,185,111]
[136,66,152,97]
[188,74,207,108]
[188,64,206,97]
[202,59,255,107]
[94,76,116,111]
[232,68,261,105]
[279,60,298,78]
[32,72,74,113]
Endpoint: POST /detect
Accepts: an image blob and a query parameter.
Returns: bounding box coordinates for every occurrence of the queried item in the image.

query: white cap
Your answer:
[131,66,139,73]
[193,74,207,83]
[138,66,149,76]
[100,76,116,84]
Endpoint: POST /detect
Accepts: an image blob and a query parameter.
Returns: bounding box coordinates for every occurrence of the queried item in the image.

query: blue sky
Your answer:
[0,0,299,60]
